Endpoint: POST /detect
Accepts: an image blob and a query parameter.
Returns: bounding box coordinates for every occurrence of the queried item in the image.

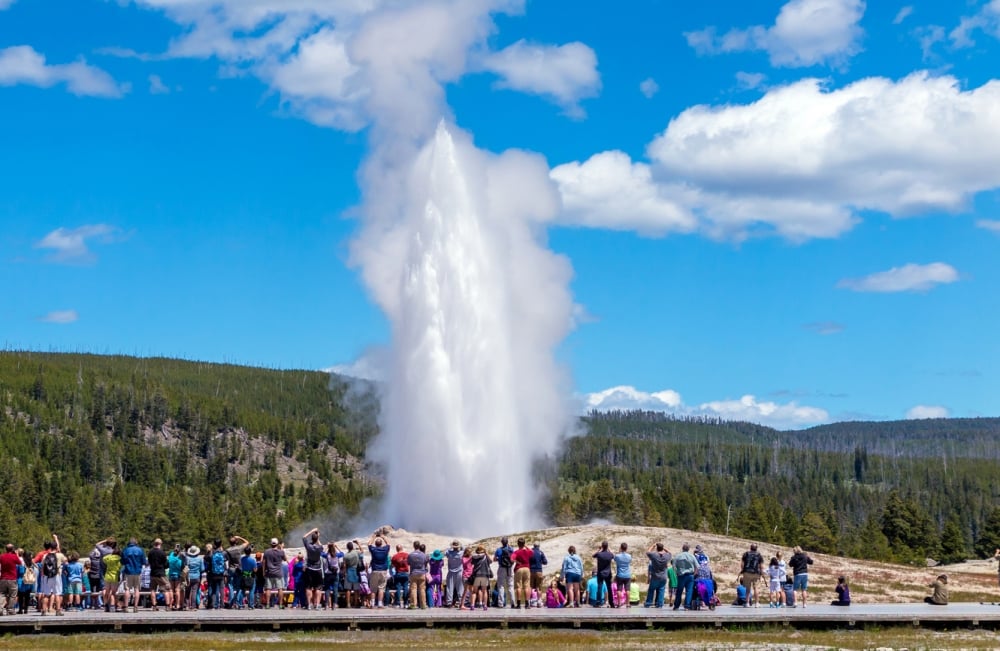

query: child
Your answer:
[545,580,566,608]
[65,552,84,611]
[924,574,948,605]
[766,556,785,608]
[832,575,850,606]
[733,576,748,606]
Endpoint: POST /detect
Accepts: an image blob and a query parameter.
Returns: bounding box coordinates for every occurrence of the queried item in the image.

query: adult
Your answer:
[301,528,325,610]
[121,537,146,613]
[590,541,615,609]
[390,544,409,608]
[225,534,250,609]
[427,548,444,607]
[167,544,187,611]
[925,574,949,605]
[407,540,429,609]
[561,545,584,608]
[367,533,391,609]
[185,544,203,610]
[37,535,66,616]
[511,538,534,609]
[343,541,362,608]
[444,540,464,608]
[671,543,697,611]
[206,541,228,610]
[101,542,121,612]
[89,537,115,610]
[529,543,548,593]
[17,550,36,615]
[236,545,258,608]
[493,536,515,608]
[262,538,287,609]
[0,543,21,615]
[468,545,492,611]
[147,538,171,611]
[323,543,341,609]
[788,545,814,608]
[739,543,764,608]
[643,542,671,608]
[614,543,632,608]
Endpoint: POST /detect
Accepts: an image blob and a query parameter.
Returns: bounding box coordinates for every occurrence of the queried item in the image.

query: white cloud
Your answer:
[39,310,79,324]
[735,71,767,90]
[584,385,830,430]
[803,321,845,335]
[905,404,949,419]
[913,25,946,61]
[976,219,1000,233]
[837,262,959,293]
[35,224,122,264]
[148,74,170,94]
[482,40,600,115]
[893,6,913,25]
[0,45,126,97]
[639,77,659,98]
[950,0,1000,48]
[325,349,388,383]
[685,0,866,68]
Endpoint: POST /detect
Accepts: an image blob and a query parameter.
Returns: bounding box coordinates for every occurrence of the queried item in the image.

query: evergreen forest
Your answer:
[3,351,1000,566]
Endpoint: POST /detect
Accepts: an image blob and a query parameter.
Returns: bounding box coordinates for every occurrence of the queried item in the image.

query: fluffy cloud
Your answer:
[639,77,659,99]
[148,74,170,94]
[0,46,126,97]
[554,72,1000,241]
[685,0,866,68]
[39,310,79,324]
[977,219,1000,233]
[837,262,959,293]
[905,404,949,419]
[893,6,913,25]
[584,385,830,430]
[482,40,600,115]
[35,224,122,264]
[950,0,1000,48]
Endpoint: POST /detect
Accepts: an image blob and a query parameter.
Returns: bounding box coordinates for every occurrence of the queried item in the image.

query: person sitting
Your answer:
[924,574,948,605]
[831,575,850,606]
[545,579,566,608]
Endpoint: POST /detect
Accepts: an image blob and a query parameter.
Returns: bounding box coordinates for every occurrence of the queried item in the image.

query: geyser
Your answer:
[358,122,575,536]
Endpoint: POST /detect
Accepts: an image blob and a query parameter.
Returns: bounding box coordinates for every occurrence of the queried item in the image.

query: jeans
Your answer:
[324,573,340,608]
[444,572,462,606]
[644,577,666,608]
[673,573,694,609]
[207,577,225,609]
[227,572,241,607]
[495,567,514,607]
[394,573,409,607]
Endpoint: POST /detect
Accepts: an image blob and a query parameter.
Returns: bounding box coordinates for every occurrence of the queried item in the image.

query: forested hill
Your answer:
[549,410,1000,566]
[0,351,380,554]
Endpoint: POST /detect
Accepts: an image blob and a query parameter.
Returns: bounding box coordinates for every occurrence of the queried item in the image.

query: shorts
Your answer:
[530,571,544,591]
[67,581,83,596]
[369,570,388,593]
[304,569,324,589]
[464,575,474,586]
[151,576,170,591]
[473,577,490,589]
[124,574,141,591]
[40,576,63,595]
[514,568,530,593]
[793,574,809,591]
[741,572,759,589]
[265,577,284,591]
[768,580,780,593]
[564,572,581,584]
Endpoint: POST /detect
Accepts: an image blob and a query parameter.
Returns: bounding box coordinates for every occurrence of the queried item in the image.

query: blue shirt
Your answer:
[529,547,547,572]
[614,552,632,579]
[368,544,390,572]
[122,543,147,576]
[561,553,582,577]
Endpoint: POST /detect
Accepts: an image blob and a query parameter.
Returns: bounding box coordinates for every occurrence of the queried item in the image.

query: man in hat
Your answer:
[367,532,391,608]
[444,540,464,608]
[262,538,287,609]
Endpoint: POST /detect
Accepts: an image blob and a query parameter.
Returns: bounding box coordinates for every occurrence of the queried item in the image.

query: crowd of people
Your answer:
[0,531,956,616]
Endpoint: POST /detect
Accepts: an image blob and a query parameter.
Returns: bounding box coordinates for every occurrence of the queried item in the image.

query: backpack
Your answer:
[168,553,184,579]
[241,569,255,590]
[42,552,59,578]
[743,552,761,575]
[211,550,227,576]
[499,547,512,569]
[23,564,37,585]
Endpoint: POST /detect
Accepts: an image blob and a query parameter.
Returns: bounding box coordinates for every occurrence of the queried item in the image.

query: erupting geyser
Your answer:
[356,122,576,535]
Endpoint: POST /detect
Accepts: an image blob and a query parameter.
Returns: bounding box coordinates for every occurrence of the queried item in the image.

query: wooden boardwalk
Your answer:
[3,603,1000,633]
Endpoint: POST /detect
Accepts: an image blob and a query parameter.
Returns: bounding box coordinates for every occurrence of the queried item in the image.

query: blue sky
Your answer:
[2,0,999,428]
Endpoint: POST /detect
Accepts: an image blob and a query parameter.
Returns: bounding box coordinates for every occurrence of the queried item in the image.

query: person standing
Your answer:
[262,538,287,609]
[561,545,584,608]
[643,542,671,608]
[184,544,203,610]
[390,544,409,608]
[739,543,764,608]
[167,544,186,610]
[147,539,172,611]
[592,541,615,608]
[121,537,146,613]
[511,538,534,609]
[529,543,548,595]
[101,542,122,612]
[614,543,632,608]
[0,543,21,615]
[493,537,515,608]
[224,535,250,609]
[367,533,391,609]
[301,528,325,610]
[89,537,115,610]
[671,543,697,610]
[407,540,429,609]
[788,545,813,608]
[443,540,464,608]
